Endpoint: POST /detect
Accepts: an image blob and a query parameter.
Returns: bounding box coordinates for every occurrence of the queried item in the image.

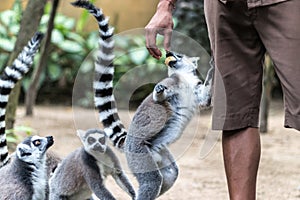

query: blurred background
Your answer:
[0,0,281,145]
[2,2,299,199]
[0,0,211,107]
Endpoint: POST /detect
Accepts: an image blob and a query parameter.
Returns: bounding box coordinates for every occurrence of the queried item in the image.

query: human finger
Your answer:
[145,28,162,59]
[163,28,172,52]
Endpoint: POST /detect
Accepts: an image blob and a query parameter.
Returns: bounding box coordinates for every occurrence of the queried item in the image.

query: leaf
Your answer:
[115,36,130,49]
[63,18,75,30]
[12,0,22,21]
[6,136,18,143]
[14,126,36,135]
[44,2,52,15]
[47,63,62,81]
[0,38,16,52]
[40,14,50,26]
[58,40,83,53]
[76,9,89,33]
[0,54,8,69]
[54,14,67,25]
[66,32,85,45]
[75,0,96,32]
[0,10,15,26]
[132,36,145,47]
[51,29,64,44]
[8,24,20,35]
[79,59,94,73]
[0,24,7,35]
[86,31,98,49]
[114,54,130,66]
[129,48,149,65]
[54,14,75,31]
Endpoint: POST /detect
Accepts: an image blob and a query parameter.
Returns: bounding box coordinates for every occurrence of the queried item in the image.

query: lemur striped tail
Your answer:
[72,0,127,150]
[0,32,44,167]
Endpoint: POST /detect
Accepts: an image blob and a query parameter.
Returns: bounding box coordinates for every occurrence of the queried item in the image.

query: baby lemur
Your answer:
[49,129,135,200]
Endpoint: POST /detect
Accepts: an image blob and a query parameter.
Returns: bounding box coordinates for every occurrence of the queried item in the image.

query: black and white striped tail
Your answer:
[0,32,44,167]
[72,0,127,150]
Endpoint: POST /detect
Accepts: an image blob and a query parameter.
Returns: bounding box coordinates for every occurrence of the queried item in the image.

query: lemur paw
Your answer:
[155,84,167,94]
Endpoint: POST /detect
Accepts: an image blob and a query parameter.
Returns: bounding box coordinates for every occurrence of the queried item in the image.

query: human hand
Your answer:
[145,1,175,59]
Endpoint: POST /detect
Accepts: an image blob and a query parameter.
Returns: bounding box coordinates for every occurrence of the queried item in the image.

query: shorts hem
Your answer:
[212,110,259,131]
[284,113,300,131]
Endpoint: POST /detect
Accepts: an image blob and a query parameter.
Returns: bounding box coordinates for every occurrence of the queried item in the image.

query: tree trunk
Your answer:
[25,0,60,116]
[5,0,47,129]
[260,55,274,133]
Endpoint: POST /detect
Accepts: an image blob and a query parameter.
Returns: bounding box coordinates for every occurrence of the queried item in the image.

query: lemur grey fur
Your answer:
[125,52,214,200]
[49,129,136,200]
[0,135,54,200]
[0,32,44,168]
[0,33,61,200]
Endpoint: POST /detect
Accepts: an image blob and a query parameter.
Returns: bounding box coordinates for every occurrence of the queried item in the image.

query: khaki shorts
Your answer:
[204,0,300,131]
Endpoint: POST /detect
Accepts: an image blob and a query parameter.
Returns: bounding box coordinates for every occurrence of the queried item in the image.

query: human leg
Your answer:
[222,127,261,200]
[204,1,265,199]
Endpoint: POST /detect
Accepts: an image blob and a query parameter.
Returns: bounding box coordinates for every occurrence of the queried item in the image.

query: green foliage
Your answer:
[75,33,164,108]
[114,34,165,109]
[0,1,163,106]
[37,2,96,86]
[174,0,210,53]
[0,0,22,67]
[113,34,164,83]
[76,0,96,33]
[0,2,98,99]
[6,126,36,147]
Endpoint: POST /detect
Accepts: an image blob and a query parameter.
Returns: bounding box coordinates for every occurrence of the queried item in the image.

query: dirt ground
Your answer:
[14,100,300,200]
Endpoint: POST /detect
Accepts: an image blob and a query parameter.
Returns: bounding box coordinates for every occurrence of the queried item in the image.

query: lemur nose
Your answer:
[46,136,54,148]
[165,52,177,67]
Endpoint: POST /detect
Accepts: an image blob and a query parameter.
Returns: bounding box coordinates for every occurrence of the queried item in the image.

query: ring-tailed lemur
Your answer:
[49,129,136,200]
[72,0,214,199]
[0,135,54,200]
[0,32,44,167]
[125,52,214,199]
[0,32,61,200]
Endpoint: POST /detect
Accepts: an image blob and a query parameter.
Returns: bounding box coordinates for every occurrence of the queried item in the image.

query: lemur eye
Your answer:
[98,137,105,144]
[33,139,41,146]
[87,137,96,145]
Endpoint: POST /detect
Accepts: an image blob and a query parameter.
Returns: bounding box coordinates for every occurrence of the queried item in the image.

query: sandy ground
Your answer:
[14,100,300,200]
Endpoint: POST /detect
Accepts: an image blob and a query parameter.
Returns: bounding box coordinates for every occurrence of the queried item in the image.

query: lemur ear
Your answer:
[76,129,86,139]
[190,57,200,67]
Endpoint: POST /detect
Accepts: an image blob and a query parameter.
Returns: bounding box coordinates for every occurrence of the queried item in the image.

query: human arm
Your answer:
[145,0,177,59]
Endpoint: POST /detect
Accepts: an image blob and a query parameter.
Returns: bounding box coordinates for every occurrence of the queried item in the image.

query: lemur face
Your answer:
[16,135,54,163]
[77,129,107,154]
[165,51,199,76]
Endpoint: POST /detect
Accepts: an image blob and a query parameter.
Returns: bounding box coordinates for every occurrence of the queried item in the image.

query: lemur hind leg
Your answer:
[125,135,163,200]
[155,147,179,196]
